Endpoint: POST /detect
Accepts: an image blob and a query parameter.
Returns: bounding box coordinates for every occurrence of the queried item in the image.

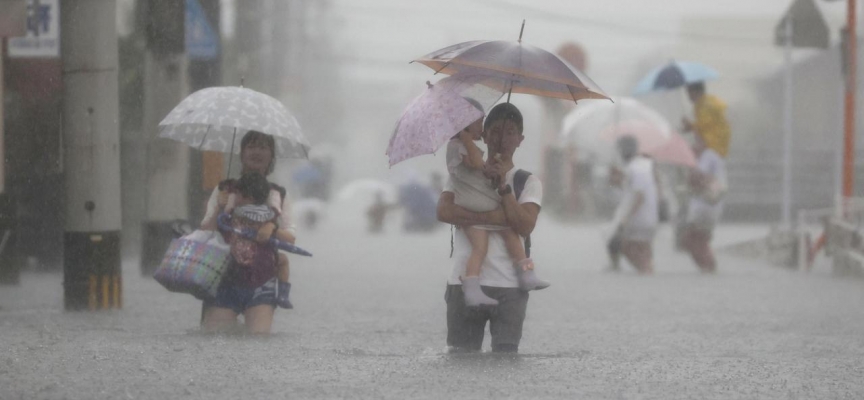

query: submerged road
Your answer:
[1,214,863,399]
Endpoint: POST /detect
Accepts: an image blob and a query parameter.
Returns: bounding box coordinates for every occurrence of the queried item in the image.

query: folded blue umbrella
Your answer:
[633,60,719,94]
[217,213,313,257]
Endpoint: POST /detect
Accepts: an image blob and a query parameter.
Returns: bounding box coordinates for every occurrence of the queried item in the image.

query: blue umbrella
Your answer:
[633,61,719,94]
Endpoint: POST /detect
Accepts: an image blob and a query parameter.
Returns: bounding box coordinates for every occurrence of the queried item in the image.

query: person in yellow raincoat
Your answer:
[681,82,730,158]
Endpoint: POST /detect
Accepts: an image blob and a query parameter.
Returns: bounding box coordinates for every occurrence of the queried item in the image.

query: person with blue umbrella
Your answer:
[634,60,730,158]
[681,82,731,159]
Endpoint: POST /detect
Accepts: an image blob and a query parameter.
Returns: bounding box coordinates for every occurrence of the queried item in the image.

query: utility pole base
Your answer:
[63,231,122,310]
[0,193,19,285]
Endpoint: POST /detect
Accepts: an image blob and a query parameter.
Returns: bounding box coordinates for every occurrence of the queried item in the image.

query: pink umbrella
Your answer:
[601,121,697,167]
[386,75,502,167]
[561,96,696,167]
[649,133,697,168]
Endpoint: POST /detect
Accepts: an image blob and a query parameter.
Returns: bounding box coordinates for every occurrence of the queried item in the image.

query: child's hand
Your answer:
[217,190,230,209]
[458,129,475,143]
[257,222,276,243]
[275,229,296,245]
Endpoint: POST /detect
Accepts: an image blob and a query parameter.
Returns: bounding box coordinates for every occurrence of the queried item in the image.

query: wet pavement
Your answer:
[2,215,864,399]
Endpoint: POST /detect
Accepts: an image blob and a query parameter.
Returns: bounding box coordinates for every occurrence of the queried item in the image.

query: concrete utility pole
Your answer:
[234,0,262,89]
[775,0,829,225]
[187,0,221,223]
[842,0,857,203]
[139,0,189,276]
[0,39,13,285]
[61,0,123,310]
[782,17,794,227]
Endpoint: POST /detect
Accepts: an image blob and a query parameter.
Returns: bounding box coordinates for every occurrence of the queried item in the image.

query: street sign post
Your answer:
[8,0,60,58]
[774,0,830,227]
[185,0,219,60]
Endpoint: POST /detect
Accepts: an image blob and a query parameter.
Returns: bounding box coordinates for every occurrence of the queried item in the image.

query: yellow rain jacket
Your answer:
[693,94,731,158]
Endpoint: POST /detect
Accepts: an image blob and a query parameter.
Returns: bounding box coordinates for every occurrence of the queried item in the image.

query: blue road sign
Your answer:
[185,0,219,60]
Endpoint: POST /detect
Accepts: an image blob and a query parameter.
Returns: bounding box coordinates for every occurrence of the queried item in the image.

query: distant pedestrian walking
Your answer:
[366,191,396,234]
[605,136,659,274]
[684,135,727,273]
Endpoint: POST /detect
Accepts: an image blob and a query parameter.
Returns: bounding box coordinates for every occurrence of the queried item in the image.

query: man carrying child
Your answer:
[437,103,545,353]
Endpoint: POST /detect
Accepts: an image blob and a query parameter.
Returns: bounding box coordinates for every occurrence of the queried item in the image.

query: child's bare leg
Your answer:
[499,228,527,264]
[499,228,550,291]
[275,253,293,309]
[464,226,490,277]
[461,226,498,307]
[277,253,290,282]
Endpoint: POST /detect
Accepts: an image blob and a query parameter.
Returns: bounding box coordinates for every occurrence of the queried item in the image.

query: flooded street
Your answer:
[2,0,862,399]
[2,215,864,399]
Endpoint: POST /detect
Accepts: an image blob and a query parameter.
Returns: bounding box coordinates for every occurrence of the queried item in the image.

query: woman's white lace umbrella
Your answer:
[159,87,312,171]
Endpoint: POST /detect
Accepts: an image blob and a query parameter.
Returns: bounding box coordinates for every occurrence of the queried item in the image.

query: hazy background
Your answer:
[239,0,848,180]
[3,2,864,398]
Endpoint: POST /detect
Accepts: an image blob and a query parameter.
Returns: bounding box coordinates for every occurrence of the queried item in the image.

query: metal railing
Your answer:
[796,197,864,271]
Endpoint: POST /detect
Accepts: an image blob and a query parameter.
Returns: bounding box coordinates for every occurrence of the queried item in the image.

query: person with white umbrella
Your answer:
[198,131,297,334]
[159,86,312,334]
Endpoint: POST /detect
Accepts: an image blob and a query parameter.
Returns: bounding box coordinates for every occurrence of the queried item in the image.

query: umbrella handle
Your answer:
[226,128,237,179]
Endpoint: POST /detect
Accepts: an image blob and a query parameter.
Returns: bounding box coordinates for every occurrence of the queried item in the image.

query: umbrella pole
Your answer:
[227,128,237,178]
[518,19,525,43]
[512,18,523,98]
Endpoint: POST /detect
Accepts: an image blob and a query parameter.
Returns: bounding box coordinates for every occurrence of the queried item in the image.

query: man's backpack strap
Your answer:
[513,169,531,202]
[513,169,532,257]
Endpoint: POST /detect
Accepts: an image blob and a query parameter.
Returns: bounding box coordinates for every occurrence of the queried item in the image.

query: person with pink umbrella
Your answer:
[683,135,727,273]
[605,136,660,274]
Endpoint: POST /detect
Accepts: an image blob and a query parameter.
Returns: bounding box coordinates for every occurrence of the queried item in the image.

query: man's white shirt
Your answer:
[443,167,543,288]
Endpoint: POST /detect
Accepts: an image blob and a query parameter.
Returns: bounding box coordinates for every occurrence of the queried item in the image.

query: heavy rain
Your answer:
[1,0,864,398]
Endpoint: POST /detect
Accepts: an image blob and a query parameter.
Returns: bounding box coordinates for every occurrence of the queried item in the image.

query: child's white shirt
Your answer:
[445,139,502,223]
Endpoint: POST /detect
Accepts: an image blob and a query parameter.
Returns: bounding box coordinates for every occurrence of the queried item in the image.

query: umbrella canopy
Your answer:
[413,40,609,103]
[386,74,504,166]
[159,86,311,158]
[633,60,719,94]
[561,97,696,167]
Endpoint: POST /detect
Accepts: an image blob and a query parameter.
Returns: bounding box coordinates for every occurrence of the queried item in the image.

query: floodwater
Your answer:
[2,212,864,399]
